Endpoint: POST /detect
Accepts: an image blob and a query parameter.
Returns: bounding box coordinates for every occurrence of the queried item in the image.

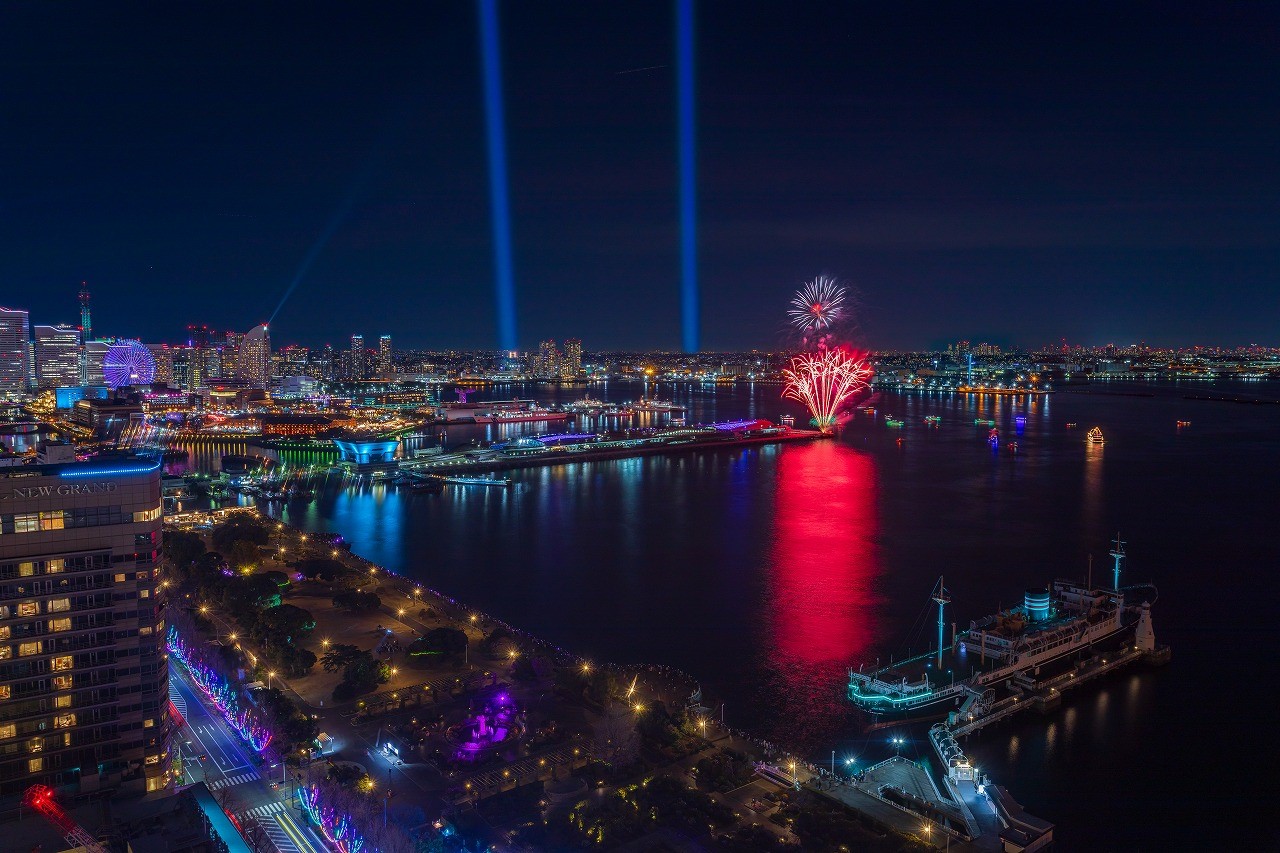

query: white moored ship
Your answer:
[848,538,1157,727]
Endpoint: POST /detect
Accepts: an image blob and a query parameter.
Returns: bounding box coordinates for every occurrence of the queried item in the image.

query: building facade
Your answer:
[237,325,271,390]
[33,325,82,390]
[0,308,30,395]
[0,444,168,799]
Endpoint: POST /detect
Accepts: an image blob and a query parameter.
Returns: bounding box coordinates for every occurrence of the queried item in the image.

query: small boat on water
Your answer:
[987,428,1000,447]
[1176,420,1191,428]
[1087,427,1105,444]
[443,475,510,488]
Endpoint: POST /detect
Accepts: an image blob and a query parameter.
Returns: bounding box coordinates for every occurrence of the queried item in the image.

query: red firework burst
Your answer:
[781,346,873,433]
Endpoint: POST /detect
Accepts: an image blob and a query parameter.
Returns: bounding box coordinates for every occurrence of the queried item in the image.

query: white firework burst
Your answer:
[788,276,846,332]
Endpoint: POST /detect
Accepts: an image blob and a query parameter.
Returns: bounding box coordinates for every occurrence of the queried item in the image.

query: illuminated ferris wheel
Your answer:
[102,340,157,388]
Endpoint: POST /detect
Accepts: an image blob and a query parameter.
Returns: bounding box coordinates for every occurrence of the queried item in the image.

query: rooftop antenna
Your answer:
[932,576,950,668]
[1110,534,1126,591]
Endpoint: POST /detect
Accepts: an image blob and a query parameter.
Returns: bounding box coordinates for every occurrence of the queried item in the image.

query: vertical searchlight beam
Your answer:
[676,0,698,352]
[478,0,517,351]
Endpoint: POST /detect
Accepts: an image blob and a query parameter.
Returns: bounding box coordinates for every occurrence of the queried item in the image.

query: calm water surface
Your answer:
[183,381,1278,850]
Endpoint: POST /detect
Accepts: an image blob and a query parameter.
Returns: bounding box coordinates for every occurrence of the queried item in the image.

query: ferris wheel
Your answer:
[102,340,157,388]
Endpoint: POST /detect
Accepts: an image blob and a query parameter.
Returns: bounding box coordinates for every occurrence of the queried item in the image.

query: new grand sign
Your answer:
[1,481,118,501]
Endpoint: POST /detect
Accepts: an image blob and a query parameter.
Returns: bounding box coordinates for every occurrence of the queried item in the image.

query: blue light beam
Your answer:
[676,0,698,353]
[478,0,517,351]
[268,194,358,327]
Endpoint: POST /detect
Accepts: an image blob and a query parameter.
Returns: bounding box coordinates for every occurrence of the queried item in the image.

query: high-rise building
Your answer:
[238,324,271,389]
[350,335,365,380]
[536,339,560,379]
[146,345,173,385]
[217,332,241,382]
[562,339,582,379]
[378,335,392,378]
[82,341,109,386]
[33,325,82,389]
[0,307,30,395]
[0,442,169,797]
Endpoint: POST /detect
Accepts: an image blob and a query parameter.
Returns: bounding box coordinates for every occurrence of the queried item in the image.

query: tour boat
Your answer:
[1087,427,1105,444]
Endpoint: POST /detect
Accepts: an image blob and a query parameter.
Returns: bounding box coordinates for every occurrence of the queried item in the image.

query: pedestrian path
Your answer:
[169,684,188,719]
[242,801,287,820]
[209,771,259,790]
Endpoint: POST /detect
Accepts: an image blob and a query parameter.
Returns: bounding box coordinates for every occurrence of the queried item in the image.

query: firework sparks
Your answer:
[788,276,846,333]
[782,346,873,433]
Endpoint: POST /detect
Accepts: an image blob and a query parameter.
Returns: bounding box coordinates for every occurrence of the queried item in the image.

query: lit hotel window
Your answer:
[0,686,9,700]
[55,695,71,708]
[47,560,64,573]
[48,598,70,613]
[0,723,15,739]
[19,562,35,577]
[52,676,73,690]
[133,507,162,523]
[0,646,11,660]
[51,656,73,672]
[13,514,38,533]
[27,737,42,753]
[0,626,8,640]
[114,574,126,583]
[28,757,42,773]
[145,754,159,765]
[143,718,154,728]
[17,601,40,617]
[39,512,65,531]
[49,618,71,633]
[18,641,41,657]
[53,714,76,729]
[140,589,150,599]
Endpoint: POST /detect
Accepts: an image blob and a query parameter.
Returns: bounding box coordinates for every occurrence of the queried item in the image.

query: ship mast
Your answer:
[932,576,950,668]
[1110,534,1126,591]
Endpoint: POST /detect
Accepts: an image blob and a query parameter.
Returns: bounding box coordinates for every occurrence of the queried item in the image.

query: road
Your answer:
[170,664,327,853]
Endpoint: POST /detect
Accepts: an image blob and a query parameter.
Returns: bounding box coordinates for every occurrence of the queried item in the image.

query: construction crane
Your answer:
[22,785,109,853]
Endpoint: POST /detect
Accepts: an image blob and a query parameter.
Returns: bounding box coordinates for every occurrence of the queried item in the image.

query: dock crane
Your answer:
[22,785,109,853]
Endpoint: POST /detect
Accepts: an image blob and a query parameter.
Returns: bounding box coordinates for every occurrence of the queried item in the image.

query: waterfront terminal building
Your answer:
[0,442,168,799]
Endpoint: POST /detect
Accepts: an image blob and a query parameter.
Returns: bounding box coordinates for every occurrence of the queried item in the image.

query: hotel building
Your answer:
[0,443,168,799]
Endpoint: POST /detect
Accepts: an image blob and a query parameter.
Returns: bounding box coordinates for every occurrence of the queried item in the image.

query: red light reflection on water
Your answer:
[762,442,879,748]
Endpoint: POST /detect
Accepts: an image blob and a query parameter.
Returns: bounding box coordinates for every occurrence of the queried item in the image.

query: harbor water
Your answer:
[172,380,1279,850]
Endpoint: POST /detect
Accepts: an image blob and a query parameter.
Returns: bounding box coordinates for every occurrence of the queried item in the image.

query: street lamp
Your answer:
[268,670,277,689]
[892,737,904,757]
[322,638,330,649]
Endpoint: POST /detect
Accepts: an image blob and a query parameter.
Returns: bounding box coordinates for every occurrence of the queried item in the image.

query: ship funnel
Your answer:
[1024,588,1051,622]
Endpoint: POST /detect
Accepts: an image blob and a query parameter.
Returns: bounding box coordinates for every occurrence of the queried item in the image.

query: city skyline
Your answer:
[4,4,1279,351]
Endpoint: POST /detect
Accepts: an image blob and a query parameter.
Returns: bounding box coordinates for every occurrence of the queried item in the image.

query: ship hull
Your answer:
[851,621,1136,728]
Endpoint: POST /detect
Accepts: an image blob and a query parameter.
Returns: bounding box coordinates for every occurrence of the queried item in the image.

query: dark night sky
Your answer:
[2,2,1278,351]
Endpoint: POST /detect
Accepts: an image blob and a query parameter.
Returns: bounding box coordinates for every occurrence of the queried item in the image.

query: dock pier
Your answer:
[951,642,1171,738]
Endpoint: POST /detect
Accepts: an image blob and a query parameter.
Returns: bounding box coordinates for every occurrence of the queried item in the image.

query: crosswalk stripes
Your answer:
[208,771,259,790]
[168,684,188,719]
[242,801,286,820]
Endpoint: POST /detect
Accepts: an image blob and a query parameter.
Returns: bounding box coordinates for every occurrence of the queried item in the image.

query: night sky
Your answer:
[2,2,1278,351]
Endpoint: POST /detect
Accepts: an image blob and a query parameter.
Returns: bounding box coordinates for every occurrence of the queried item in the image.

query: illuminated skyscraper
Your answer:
[238,324,271,389]
[350,334,365,380]
[146,344,174,384]
[83,341,109,386]
[33,325,82,389]
[536,339,559,379]
[562,338,582,379]
[378,335,392,378]
[0,307,30,394]
[221,331,243,380]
